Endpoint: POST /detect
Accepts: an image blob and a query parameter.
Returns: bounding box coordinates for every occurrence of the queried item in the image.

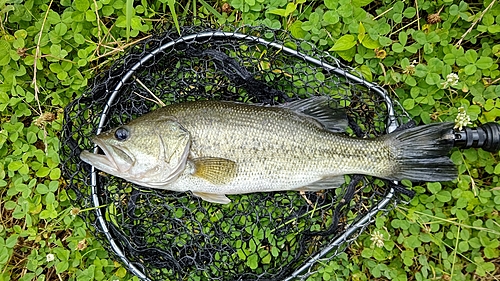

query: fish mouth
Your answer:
[80,138,135,174]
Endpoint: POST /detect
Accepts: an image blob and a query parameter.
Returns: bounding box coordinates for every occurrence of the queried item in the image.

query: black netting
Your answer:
[61,25,411,281]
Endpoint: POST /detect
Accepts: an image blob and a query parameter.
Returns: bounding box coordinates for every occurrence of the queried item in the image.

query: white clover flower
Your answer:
[454,107,472,131]
[442,73,459,89]
[370,230,385,248]
[70,207,80,217]
[46,253,55,262]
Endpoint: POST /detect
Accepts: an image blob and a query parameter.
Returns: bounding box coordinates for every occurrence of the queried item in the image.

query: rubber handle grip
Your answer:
[454,122,500,152]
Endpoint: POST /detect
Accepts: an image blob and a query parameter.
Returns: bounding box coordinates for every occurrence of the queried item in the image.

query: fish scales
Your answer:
[147,101,395,192]
[80,98,457,204]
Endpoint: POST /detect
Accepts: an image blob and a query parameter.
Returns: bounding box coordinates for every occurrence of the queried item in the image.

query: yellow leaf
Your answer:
[330,35,356,51]
[358,22,366,43]
[361,36,381,49]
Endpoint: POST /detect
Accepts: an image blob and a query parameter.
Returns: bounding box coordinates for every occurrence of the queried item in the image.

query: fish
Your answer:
[80,97,457,204]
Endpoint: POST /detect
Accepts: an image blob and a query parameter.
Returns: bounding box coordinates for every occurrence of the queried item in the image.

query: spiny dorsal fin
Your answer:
[192,192,231,204]
[192,157,237,185]
[282,96,348,133]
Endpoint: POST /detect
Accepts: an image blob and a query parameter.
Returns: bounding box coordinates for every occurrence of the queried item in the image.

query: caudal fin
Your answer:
[385,122,457,182]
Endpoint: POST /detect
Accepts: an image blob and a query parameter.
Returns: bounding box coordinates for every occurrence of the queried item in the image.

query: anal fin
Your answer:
[192,192,231,204]
[296,175,345,191]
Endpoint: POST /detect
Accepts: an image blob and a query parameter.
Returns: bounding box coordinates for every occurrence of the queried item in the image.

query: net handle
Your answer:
[89,28,401,281]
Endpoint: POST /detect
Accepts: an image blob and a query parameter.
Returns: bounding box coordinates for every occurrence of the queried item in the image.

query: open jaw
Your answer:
[80,138,134,175]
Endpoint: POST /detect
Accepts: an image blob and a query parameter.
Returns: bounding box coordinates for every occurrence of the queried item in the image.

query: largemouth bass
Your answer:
[80,97,457,204]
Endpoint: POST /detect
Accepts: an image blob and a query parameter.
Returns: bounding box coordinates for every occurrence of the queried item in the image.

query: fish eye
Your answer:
[114,127,129,141]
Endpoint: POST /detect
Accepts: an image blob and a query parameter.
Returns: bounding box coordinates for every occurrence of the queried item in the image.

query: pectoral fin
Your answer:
[192,192,231,204]
[296,175,345,191]
[192,157,237,185]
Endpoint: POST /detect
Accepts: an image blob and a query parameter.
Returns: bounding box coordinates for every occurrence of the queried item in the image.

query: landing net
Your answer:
[61,25,412,281]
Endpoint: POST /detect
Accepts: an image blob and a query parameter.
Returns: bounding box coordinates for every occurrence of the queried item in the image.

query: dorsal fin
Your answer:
[281,96,348,132]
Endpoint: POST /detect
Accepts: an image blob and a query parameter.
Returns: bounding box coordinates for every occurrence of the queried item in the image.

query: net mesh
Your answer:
[61,25,412,281]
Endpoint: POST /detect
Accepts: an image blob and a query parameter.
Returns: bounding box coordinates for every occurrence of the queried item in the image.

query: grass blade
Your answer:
[198,0,223,19]
[126,0,133,40]
[167,0,181,35]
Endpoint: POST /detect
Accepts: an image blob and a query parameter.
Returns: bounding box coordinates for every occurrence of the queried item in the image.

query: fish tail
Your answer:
[385,122,457,182]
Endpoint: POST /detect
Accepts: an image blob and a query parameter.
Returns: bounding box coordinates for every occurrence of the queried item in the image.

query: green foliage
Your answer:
[0,0,157,280]
[1,0,499,280]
